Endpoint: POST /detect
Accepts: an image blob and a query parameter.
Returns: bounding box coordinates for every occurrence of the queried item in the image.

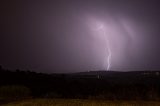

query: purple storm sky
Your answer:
[1,0,160,73]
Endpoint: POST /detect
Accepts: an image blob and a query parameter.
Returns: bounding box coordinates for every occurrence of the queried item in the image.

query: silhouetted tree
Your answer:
[16,69,20,72]
[0,65,2,70]
[0,85,31,100]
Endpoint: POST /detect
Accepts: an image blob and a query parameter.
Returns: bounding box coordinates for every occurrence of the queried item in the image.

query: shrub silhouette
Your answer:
[0,65,2,70]
[0,85,31,100]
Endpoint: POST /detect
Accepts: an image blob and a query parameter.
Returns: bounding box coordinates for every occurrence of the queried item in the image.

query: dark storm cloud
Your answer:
[0,0,160,73]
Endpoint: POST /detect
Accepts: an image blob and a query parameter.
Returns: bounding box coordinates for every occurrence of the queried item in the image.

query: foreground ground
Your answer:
[2,99,160,106]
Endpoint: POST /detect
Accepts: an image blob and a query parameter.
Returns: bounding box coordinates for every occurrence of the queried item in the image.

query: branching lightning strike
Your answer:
[98,25,112,70]
[104,31,111,70]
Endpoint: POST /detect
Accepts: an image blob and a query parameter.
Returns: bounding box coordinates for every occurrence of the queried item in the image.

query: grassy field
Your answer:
[2,99,160,106]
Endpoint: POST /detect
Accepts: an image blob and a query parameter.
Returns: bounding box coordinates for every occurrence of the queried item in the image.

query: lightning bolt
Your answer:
[90,21,112,71]
[103,29,111,71]
[106,41,111,70]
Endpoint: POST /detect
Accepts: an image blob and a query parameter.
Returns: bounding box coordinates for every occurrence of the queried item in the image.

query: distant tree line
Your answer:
[0,65,160,101]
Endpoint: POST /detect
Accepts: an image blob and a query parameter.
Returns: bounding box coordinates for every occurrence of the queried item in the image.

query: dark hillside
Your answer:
[0,67,160,100]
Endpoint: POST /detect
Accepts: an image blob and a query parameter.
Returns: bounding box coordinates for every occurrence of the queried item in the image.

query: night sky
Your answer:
[1,0,160,73]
